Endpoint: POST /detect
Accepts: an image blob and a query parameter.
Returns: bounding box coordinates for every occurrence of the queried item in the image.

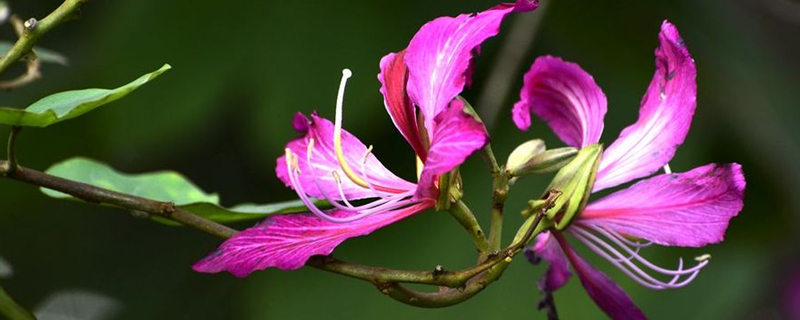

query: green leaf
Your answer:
[0,40,68,65]
[41,157,315,224]
[0,64,170,127]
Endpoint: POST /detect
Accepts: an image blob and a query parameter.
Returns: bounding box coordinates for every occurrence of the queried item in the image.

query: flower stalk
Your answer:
[447,199,489,253]
[481,143,510,254]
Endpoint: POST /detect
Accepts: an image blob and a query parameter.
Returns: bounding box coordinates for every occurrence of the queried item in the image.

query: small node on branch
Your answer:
[159,202,176,216]
[23,17,36,31]
[432,265,444,275]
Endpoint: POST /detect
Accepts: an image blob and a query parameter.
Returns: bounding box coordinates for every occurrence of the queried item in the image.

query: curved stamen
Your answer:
[305,140,409,213]
[286,149,383,223]
[570,230,684,290]
[359,145,399,199]
[585,225,705,276]
[597,226,653,249]
[290,148,419,223]
[332,68,371,188]
[574,226,708,288]
[569,225,709,290]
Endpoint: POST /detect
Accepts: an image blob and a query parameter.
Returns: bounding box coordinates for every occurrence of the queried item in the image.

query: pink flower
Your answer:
[515,22,746,319]
[193,1,539,277]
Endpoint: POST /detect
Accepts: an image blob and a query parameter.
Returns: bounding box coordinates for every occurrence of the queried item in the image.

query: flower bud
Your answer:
[506,139,546,175]
[508,142,579,177]
[541,144,602,230]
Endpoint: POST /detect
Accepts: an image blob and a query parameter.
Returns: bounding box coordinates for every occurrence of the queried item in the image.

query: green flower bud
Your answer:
[506,139,546,175]
[508,141,578,177]
[541,144,603,230]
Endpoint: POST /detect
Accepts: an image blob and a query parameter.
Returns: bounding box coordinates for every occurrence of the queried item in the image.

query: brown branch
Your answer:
[0,160,236,239]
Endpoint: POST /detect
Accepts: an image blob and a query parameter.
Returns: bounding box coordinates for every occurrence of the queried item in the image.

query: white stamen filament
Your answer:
[569,224,708,290]
[663,163,673,174]
[303,142,412,213]
[287,137,417,223]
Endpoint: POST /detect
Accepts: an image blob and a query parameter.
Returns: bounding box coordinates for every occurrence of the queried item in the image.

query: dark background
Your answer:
[2,0,799,319]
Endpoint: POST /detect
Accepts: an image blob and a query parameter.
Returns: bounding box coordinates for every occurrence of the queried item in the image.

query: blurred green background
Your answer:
[1,0,799,319]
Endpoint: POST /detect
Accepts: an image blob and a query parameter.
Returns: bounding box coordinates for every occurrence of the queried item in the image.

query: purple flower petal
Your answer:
[594,21,697,191]
[580,163,745,247]
[527,231,573,291]
[415,99,488,199]
[555,233,647,320]
[193,202,432,276]
[405,0,538,133]
[276,113,416,201]
[379,51,428,160]
[513,56,607,148]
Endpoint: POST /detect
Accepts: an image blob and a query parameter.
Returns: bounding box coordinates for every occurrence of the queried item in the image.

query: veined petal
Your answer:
[526,231,573,292]
[379,51,427,160]
[276,113,416,201]
[594,21,696,191]
[555,233,647,320]
[513,56,607,148]
[415,100,488,199]
[193,201,432,276]
[405,0,538,133]
[581,163,745,247]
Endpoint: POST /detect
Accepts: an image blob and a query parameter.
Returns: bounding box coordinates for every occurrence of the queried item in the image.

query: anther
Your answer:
[695,254,711,262]
[362,145,374,162]
[332,170,341,184]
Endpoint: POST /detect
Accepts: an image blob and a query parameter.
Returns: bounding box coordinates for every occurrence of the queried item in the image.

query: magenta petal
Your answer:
[276,114,416,201]
[379,51,427,160]
[594,21,697,191]
[555,233,647,320]
[193,202,432,276]
[581,163,745,247]
[405,0,538,133]
[513,56,607,148]
[415,100,488,198]
[527,232,573,292]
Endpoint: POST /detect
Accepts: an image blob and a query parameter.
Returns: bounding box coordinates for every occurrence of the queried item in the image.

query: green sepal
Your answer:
[542,144,602,230]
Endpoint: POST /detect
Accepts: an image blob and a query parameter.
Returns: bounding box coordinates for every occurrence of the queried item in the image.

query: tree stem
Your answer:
[0,160,236,239]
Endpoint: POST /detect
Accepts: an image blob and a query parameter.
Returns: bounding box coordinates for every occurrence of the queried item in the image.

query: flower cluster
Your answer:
[515,22,745,319]
[193,1,746,319]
